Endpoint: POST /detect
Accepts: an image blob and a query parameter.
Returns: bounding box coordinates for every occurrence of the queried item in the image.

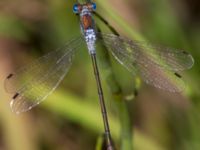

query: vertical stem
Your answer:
[97,40,134,150]
[116,100,133,150]
[90,53,114,150]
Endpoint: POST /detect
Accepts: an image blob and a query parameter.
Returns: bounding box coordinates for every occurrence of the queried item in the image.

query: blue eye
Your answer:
[92,3,96,10]
[73,4,79,13]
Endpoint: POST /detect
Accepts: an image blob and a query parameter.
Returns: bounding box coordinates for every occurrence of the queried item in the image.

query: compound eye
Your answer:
[92,3,96,11]
[73,4,79,14]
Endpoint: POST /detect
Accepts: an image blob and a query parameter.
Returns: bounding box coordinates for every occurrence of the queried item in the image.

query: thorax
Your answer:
[80,10,97,53]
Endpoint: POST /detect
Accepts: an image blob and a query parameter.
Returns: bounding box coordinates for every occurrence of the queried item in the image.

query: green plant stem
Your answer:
[95,134,106,150]
[116,100,133,150]
[98,43,133,150]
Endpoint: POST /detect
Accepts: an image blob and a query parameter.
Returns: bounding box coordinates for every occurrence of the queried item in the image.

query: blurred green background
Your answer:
[0,0,200,150]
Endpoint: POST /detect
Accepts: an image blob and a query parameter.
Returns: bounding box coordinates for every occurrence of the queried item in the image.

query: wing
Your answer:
[97,33,194,92]
[4,37,84,114]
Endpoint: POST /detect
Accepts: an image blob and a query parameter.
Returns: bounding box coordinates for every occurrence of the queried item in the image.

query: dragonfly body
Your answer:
[74,3,97,54]
[4,0,194,116]
[74,3,114,149]
[4,2,194,149]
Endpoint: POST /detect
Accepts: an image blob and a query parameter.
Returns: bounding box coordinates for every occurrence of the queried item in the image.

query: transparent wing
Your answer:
[4,37,84,114]
[97,33,194,92]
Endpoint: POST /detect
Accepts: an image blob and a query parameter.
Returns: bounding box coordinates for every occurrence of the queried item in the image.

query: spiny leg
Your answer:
[94,12,120,36]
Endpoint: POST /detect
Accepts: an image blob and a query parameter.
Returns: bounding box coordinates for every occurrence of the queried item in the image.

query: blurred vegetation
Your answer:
[0,0,200,150]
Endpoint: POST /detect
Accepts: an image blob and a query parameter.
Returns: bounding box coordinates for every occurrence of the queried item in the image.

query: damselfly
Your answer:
[4,1,194,150]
